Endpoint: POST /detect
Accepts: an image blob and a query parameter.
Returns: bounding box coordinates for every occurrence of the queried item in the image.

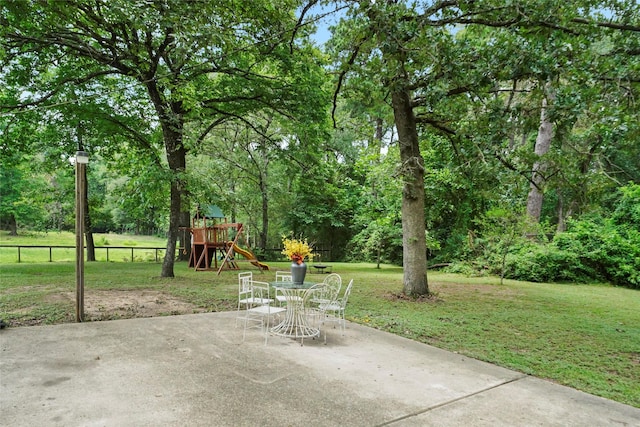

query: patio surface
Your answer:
[1,311,639,426]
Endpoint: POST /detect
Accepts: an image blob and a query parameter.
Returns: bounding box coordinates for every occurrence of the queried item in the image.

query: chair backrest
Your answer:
[275,271,293,282]
[340,279,354,308]
[307,282,326,301]
[238,272,253,293]
[323,273,342,298]
[304,283,326,305]
[323,273,341,287]
[252,283,270,300]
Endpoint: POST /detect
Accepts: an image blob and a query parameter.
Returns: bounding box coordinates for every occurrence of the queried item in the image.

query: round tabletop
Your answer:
[269,281,316,290]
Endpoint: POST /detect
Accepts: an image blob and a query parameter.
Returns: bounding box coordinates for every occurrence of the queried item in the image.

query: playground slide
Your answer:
[232,243,269,271]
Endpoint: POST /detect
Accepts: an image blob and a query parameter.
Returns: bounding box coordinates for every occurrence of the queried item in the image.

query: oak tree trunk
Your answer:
[154,97,187,278]
[162,144,186,278]
[526,86,555,222]
[7,214,17,236]
[177,211,191,262]
[391,89,429,296]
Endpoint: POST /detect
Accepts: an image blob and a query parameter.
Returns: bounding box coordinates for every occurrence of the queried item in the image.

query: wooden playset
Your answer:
[187,205,269,274]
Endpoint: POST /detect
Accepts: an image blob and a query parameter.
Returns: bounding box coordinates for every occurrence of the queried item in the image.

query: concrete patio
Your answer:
[1,311,639,426]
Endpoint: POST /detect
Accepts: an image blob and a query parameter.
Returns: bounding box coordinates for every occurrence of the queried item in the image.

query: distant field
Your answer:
[0,231,169,263]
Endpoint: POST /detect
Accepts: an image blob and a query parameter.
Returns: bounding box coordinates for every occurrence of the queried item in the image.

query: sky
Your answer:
[307,2,346,45]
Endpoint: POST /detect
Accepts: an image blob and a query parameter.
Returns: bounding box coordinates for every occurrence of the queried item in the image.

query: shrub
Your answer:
[472,198,639,288]
[554,217,640,289]
[443,261,482,276]
[504,246,595,283]
[95,236,110,246]
[612,183,640,228]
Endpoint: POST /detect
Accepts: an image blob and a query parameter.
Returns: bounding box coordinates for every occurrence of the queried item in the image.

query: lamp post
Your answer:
[75,150,89,322]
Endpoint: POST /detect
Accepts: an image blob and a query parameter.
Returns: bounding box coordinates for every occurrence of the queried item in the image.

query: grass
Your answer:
[0,232,638,408]
[0,231,168,263]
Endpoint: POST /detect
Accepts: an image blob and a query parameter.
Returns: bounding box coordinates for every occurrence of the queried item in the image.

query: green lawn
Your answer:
[0,232,638,408]
[0,231,168,263]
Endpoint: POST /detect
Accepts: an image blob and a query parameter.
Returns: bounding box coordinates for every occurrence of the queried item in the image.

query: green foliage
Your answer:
[0,155,49,230]
[504,245,596,283]
[349,144,404,264]
[94,236,110,246]
[285,162,359,261]
[2,1,639,285]
[450,183,640,289]
[612,183,640,228]
[473,215,640,289]
[553,215,640,289]
[471,206,543,283]
[349,216,403,264]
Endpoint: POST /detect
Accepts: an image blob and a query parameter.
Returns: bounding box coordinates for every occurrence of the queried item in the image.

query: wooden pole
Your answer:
[75,151,88,322]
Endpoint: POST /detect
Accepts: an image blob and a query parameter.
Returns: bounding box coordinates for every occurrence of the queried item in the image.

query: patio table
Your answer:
[311,264,332,274]
[269,281,320,341]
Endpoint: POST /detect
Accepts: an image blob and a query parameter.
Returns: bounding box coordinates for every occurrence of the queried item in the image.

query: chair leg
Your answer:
[242,314,248,341]
[236,304,243,328]
[323,323,327,344]
[263,316,268,345]
[236,302,251,328]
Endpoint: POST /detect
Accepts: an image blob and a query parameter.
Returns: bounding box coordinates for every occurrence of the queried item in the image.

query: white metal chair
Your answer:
[274,271,296,306]
[275,271,293,282]
[304,283,333,343]
[319,279,353,334]
[236,272,273,326]
[323,273,342,289]
[311,273,341,307]
[242,283,285,344]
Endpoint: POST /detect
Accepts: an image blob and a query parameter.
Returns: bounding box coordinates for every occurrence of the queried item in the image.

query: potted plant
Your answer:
[281,237,314,284]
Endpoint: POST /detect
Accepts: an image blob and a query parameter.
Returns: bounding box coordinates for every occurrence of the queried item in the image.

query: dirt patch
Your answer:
[384,291,444,303]
[47,290,206,321]
[383,281,520,304]
[430,281,521,297]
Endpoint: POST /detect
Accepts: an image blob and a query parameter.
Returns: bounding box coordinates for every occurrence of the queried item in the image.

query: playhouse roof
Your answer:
[196,205,225,219]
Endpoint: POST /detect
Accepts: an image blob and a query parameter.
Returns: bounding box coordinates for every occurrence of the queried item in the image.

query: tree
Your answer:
[197,118,276,254]
[0,154,49,234]
[326,0,640,294]
[1,0,327,276]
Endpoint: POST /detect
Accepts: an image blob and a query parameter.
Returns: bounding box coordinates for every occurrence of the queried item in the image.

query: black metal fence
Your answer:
[0,245,174,263]
[0,245,333,263]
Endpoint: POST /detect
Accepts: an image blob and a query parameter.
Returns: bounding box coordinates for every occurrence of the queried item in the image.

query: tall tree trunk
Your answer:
[177,210,190,262]
[526,85,555,222]
[158,109,186,278]
[260,174,268,254]
[146,80,187,278]
[83,165,96,261]
[374,117,383,158]
[76,127,95,261]
[374,116,383,269]
[162,144,186,277]
[556,194,566,233]
[162,176,182,277]
[391,89,429,296]
[7,214,18,236]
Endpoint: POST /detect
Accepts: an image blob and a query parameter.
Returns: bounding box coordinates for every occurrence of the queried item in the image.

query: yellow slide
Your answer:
[232,243,269,271]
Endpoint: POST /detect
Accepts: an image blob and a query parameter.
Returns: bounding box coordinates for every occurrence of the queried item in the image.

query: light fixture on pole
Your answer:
[75,150,89,322]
